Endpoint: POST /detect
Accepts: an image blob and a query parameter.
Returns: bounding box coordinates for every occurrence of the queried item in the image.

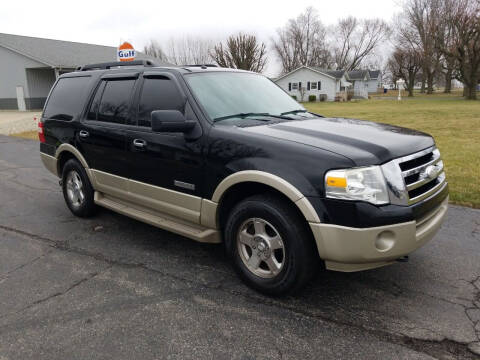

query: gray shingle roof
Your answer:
[0,33,172,68]
[347,70,369,80]
[368,70,380,79]
[311,68,345,79]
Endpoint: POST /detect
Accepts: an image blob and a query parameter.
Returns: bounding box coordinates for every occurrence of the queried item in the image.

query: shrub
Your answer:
[291,95,297,100]
[319,94,327,102]
[308,95,316,102]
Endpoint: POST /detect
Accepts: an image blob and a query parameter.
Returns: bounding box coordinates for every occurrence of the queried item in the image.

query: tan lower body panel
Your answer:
[94,192,220,243]
[40,153,58,177]
[310,196,448,272]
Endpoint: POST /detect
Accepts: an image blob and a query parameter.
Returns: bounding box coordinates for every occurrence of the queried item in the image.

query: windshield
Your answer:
[185,72,306,122]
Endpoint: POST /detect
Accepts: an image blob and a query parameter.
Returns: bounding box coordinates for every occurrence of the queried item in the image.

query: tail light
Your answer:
[38,120,45,143]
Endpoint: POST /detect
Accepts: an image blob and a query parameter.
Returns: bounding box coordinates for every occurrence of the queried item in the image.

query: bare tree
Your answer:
[400,0,443,94]
[436,0,480,99]
[272,7,332,73]
[332,17,391,71]
[166,36,214,65]
[388,46,422,96]
[143,40,168,62]
[211,33,267,72]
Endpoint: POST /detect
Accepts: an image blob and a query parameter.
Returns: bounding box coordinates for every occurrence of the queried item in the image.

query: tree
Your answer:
[436,0,480,99]
[400,0,443,94]
[388,46,422,96]
[332,17,391,71]
[143,40,168,62]
[166,36,214,65]
[272,7,332,73]
[211,33,267,72]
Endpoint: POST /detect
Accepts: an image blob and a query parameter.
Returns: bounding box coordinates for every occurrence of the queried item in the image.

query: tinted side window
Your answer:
[137,78,185,127]
[87,81,106,120]
[43,76,91,120]
[97,79,135,124]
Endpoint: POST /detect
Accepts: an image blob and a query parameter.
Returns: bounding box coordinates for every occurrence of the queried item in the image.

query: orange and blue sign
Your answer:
[117,42,136,62]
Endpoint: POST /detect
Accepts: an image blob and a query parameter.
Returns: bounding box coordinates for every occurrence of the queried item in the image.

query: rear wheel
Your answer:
[224,194,318,295]
[62,159,96,217]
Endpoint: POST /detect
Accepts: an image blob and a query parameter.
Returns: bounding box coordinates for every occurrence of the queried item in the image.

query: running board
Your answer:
[94,192,221,244]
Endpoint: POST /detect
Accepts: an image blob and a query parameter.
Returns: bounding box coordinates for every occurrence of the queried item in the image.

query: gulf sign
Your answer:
[117,42,136,62]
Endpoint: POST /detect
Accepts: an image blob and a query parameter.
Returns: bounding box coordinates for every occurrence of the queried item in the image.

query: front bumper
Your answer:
[309,196,448,272]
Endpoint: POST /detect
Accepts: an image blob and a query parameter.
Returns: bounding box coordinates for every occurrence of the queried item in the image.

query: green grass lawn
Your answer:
[303,92,480,208]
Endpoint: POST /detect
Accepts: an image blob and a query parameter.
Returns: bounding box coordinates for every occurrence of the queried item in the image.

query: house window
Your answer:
[310,82,317,90]
[291,82,298,90]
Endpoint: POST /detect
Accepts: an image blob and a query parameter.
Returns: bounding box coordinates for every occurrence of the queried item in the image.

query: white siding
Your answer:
[367,79,381,93]
[275,68,338,101]
[351,79,368,98]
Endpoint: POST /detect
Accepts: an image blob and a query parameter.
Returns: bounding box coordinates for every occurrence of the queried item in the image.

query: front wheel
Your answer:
[224,194,318,295]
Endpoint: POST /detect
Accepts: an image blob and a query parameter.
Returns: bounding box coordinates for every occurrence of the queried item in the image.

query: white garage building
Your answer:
[0,33,169,110]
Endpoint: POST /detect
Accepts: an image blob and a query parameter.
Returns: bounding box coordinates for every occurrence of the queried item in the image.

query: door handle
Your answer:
[133,139,147,149]
[79,130,89,138]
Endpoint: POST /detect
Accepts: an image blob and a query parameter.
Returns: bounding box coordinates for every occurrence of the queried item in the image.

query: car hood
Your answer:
[241,117,434,165]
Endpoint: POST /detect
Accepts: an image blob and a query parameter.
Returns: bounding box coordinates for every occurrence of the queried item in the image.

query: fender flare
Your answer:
[55,144,95,184]
[201,170,320,229]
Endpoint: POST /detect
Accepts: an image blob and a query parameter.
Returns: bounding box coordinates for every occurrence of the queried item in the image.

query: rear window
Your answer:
[43,76,91,120]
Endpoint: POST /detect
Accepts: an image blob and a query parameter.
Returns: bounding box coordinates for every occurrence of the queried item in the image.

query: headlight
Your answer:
[325,166,389,205]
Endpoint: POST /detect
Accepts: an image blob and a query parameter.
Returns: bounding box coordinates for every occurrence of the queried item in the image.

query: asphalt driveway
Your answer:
[0,135,479,359]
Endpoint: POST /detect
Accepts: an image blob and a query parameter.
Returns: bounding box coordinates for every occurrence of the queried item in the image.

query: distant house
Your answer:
[0,33,172,110]
[346,70,370,99]
[274,66,352,102]
[367,70,382,93]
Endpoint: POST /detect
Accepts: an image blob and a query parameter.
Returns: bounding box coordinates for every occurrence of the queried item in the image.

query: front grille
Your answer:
[397,147,446,205]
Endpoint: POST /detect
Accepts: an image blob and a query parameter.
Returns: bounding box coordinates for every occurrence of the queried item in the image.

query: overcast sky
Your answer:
[1,0,401,75]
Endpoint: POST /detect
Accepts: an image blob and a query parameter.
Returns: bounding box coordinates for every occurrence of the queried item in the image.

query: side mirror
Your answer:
[151,110,196,133]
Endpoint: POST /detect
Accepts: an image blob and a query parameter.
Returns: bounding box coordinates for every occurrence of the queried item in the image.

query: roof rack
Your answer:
[181,64,218,68]
[76,60,158,71]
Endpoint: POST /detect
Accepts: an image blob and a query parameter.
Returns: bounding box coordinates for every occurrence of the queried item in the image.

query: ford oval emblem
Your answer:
[423,165,437,180]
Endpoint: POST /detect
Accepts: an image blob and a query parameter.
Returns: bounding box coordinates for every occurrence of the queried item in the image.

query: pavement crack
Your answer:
[0,250,53,281]
[2,266,112,320]
[1,224,479,358]
[0,224,62,247]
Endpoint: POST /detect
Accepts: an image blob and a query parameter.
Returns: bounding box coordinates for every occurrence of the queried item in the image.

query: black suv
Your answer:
[39,60,448,295]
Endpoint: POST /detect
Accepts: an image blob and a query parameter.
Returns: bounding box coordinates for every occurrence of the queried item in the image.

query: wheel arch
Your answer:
[201,171,321,230]
[55,144,95,184]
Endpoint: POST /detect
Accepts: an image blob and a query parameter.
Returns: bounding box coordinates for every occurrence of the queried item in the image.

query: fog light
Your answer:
[375,231,395,252]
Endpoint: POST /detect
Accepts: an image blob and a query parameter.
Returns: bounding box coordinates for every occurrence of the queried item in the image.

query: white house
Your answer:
[346,70,370,98]
[274,66,351,102]
[367,70,382,93]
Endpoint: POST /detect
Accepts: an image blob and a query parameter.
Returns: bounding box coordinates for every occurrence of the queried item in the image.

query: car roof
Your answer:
[63,61,253,78]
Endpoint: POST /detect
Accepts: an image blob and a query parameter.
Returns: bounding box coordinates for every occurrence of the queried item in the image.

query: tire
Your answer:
[224,193,318,296]
[62,158,96,217]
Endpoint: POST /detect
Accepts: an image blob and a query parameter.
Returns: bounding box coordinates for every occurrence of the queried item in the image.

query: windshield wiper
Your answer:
[214,112,291,122]
[281,109,308,116]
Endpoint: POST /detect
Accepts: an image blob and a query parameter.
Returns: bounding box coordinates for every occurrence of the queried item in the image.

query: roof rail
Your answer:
[76,60,158,71]
[181,64,218,68]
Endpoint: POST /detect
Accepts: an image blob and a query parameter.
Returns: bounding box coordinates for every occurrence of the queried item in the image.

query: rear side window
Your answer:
[137,78,185,127]
[88,79,135,124]
[43,76,91,120]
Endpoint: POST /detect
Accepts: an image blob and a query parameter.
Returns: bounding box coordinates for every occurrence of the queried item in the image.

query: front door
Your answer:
[125,74,204,223]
